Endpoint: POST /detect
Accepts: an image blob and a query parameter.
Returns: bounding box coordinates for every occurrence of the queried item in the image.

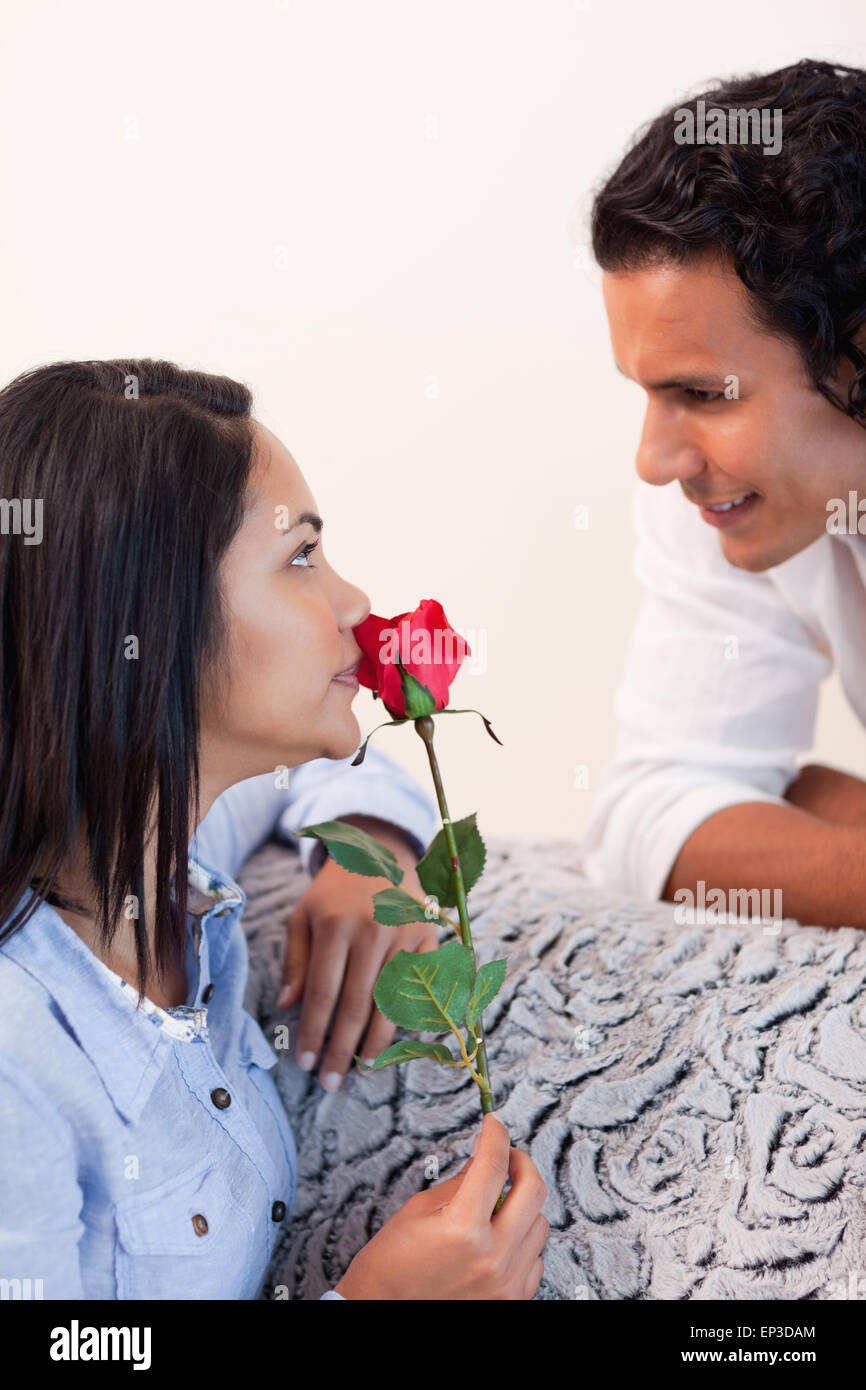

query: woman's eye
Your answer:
[685,388,723,402]
[290,539,319,568]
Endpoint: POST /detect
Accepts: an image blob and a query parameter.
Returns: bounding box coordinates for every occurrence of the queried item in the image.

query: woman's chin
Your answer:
[321,710,362,761]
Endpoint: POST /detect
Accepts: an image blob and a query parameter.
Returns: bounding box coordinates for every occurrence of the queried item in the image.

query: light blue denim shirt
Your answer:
[0,749,438,1300]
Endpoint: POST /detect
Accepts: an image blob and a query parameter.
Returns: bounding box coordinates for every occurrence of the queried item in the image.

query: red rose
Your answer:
[353,598,471,718]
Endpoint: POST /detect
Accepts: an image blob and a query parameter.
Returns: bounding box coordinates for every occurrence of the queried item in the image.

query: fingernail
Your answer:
[276,985,292,1008]
[471,1115,508,1154]
[493,1114,510,1137]
[297,1051,316,1071]
[320,1071,343,1092]
[362,1057,377,1068]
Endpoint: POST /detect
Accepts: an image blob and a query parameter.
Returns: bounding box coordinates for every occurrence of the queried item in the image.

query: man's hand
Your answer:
[277,814,438,1090]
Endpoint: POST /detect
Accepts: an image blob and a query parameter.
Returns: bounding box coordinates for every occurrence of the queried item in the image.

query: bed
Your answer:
[241,834,866,1300]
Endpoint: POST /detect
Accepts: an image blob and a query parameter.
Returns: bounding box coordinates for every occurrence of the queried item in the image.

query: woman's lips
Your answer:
[697,491,759,529]
[332,659,361,687]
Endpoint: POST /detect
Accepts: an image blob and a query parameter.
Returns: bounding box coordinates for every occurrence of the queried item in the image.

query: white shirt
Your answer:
[580,478,866,900]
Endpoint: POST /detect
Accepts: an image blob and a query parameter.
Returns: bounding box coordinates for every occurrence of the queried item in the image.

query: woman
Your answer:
[0,358,548,1300]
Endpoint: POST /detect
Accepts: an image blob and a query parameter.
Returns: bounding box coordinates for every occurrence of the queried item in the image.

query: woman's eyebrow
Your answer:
[285,511,324,534]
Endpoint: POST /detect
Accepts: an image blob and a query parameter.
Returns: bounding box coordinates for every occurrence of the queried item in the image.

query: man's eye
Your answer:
[685,388,723,402]
[290,539,320,568]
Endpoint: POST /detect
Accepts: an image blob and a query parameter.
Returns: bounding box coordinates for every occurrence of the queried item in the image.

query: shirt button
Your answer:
[192,1214,209,1236]
[211,1087,231,1109]
[271,1201,286,1222]
[202,983,214,1003]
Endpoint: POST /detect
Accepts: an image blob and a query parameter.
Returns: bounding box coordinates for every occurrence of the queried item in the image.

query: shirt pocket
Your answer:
[113,1154,260,1300]
[238,1009,279,1070]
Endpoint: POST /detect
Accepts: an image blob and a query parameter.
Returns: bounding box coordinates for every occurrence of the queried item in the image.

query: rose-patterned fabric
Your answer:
[240,834,866,1301]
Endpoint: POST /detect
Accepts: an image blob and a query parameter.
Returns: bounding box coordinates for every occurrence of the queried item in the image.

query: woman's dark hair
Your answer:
[0,358,256,1002]
[590,58,866,424]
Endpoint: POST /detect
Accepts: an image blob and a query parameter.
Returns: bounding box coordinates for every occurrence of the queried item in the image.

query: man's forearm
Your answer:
[783,762,866,826]
[662,795,866,928]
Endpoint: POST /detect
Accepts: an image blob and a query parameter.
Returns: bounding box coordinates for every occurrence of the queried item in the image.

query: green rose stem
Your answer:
[414,714,495,1116]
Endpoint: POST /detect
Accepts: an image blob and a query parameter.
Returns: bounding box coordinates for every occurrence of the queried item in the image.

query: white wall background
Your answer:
[2,0,864,841]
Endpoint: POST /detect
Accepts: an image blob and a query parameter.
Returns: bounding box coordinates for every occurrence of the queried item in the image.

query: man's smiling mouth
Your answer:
[685,489,760,529]
[702,492,755,512]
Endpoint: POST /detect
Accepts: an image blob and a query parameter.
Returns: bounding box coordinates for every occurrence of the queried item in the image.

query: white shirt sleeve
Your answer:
[580,480,832,901]
[191,746,439,883]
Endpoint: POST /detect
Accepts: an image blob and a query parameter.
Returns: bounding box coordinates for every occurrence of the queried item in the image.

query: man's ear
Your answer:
[844,330,866,422]
[845,325,866,366]
[823,328,866,418]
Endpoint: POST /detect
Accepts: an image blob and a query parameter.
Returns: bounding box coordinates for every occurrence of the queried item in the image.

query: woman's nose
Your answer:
[336,575,370,631]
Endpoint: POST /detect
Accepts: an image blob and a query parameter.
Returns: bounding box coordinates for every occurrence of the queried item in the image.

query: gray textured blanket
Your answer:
[240,836,866,1300]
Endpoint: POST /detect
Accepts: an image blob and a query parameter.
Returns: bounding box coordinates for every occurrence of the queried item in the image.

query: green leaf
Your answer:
[467,958,507,1030]
[372,887,427,926]
[355,1040,456,1072]
[373,940,475,1032]
[416,812,486,907]
[397,660,437,718]
[295,819,403,884]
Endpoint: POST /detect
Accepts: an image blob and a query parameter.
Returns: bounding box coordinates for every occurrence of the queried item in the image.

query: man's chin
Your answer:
[717,537,778,572]
[717,531,811,573]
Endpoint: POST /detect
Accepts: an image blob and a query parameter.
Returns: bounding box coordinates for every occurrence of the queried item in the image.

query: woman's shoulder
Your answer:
[0,929,63,1032]
[0,948,81,1075]
[0,958,80,1157]
[0,903,111,1115]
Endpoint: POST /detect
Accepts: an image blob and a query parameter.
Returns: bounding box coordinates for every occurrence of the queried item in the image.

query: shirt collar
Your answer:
[1,852,246,1125]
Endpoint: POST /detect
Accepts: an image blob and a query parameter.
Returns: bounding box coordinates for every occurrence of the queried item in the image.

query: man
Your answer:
[580,58,866,928]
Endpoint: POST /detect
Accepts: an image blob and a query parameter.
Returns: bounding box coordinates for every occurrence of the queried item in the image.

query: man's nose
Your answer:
[635,404,705,488]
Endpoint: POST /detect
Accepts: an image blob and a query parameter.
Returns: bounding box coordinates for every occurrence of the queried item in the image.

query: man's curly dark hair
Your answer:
[590,58,866,426]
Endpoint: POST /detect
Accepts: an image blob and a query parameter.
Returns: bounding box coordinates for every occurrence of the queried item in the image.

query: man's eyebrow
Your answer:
[613,359,723,390]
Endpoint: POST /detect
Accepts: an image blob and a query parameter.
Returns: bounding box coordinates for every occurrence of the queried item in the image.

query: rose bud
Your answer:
[353,598,471,719]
